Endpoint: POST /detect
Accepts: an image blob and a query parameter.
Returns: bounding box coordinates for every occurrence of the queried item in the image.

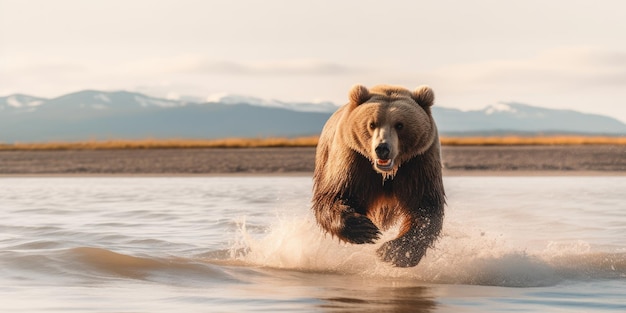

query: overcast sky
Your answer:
[2,0,626,121]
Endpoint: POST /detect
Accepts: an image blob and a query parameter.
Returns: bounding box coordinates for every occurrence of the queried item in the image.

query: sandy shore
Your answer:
[1,145,624,176]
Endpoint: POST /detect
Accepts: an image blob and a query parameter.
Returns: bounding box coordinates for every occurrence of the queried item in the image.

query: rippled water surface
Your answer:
[1,176,625,312]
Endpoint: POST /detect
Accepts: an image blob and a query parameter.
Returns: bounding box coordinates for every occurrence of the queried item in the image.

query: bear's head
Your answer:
[341,84,437,178]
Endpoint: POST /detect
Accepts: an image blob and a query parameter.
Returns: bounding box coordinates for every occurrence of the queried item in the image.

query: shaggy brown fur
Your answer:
[312,84,445,267]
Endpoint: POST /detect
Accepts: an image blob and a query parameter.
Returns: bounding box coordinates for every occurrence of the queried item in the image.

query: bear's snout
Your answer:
[375,143,391,160]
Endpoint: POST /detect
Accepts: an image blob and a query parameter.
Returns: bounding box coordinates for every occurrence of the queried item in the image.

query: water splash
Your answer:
[225,215,626,287]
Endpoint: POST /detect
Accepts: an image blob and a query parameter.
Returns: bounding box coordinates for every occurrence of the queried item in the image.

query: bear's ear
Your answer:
[412,85,435,107]
[348,84,371,105]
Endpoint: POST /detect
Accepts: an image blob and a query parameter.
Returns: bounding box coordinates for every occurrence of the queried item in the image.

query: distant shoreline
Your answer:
[1,135,625,151]
[1,171,624,178]
[1,145,624,176]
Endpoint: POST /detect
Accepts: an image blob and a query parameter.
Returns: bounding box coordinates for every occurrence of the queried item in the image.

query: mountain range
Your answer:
[1,90,625,142]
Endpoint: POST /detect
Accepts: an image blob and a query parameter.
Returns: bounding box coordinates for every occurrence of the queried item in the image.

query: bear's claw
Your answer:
[339,214,381,244]
[377,240,426,267]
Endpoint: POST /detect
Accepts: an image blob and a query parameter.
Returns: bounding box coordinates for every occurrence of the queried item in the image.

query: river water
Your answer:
[1,176,625,312]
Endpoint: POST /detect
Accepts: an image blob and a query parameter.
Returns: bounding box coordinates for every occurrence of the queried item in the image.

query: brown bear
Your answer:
[312,84,445,267]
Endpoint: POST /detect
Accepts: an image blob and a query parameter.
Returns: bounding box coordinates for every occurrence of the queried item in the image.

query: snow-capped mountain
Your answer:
[0,94,46,112]
[205,93,338,113]
[1,90,625,142]
[433,102,626,134]
[0,90,333,142]
[1,90,184,115]
[41,90,184,110]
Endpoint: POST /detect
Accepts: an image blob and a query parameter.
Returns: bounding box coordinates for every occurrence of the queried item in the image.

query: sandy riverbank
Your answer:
[1,145,624,176]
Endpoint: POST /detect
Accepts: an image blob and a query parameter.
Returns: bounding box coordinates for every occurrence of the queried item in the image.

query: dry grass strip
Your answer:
[1,135,625,150]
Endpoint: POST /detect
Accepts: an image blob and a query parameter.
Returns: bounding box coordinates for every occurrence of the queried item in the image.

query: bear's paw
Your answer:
[377,238,427,267]
[339,213,381,244]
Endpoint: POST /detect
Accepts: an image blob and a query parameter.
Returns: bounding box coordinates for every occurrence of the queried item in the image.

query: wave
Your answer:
[52,247,241,285]
[19,216,623,289]
[216,215,626,287]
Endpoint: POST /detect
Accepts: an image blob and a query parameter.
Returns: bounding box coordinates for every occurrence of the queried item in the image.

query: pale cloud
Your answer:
[193,59,364,76]
[1,55,367,99]
[2,45,626,122]
[417,47,626,121]
[429,47,626,93]
[116,55,368,77]
[3,63,87,75]
[0,59,92,97]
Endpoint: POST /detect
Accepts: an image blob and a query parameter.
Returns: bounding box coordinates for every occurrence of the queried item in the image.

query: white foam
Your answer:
[228,214,626,287]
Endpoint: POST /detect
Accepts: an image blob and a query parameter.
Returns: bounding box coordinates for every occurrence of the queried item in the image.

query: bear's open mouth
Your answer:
[375,158,395,171]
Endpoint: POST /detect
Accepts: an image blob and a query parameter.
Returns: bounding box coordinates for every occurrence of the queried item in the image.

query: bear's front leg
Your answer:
[376,211,443,267]
[313,198,381,244]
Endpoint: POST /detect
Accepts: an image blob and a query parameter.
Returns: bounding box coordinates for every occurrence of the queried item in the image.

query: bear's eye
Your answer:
[395,122,404,130]
[369,122,376,130]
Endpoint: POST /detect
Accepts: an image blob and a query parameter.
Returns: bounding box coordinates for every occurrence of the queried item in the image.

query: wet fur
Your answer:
[312,84,445,267]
